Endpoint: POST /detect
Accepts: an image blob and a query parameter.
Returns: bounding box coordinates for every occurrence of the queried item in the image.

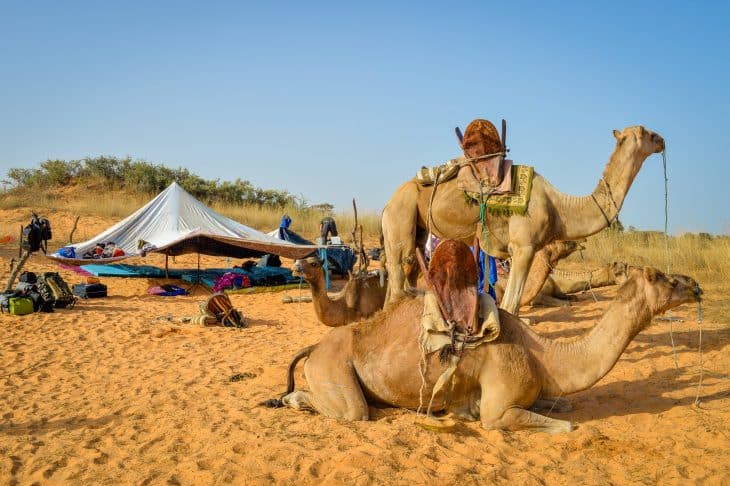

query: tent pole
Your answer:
[165,255,169,278]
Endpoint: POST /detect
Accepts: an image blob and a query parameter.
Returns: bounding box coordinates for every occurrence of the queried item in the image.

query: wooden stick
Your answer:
[68,215,80,244]
[4,250,31,293]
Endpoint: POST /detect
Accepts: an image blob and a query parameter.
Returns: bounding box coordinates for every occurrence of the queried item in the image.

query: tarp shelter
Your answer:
[47,182,319,265]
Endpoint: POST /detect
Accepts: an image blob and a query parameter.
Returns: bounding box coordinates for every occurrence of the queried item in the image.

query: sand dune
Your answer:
[1,250,728,484]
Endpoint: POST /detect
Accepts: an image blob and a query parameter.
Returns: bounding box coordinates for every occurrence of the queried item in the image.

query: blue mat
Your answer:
[80,263,297,288]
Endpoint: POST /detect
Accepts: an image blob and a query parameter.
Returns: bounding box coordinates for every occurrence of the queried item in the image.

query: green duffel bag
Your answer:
[8,297,34,315]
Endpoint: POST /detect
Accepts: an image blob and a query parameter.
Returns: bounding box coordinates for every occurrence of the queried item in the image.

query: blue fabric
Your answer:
[473,247,497,300]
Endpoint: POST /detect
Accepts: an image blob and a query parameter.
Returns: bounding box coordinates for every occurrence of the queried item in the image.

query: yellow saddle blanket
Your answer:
[467,164,535,216]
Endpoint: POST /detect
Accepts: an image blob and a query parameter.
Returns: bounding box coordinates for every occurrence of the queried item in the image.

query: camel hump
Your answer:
[462,119,503,159]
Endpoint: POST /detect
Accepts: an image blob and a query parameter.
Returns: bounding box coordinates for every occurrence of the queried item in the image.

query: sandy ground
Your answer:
[1,247,729,485]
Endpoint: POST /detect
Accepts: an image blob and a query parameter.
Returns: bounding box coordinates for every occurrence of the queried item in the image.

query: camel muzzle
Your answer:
[652,133,665,152]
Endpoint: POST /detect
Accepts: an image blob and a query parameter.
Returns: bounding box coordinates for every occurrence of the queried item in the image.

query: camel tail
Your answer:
[260,345,315,408]
[286,345,314,393]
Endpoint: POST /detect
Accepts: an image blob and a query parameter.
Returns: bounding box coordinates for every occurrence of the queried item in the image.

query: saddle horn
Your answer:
[501,119,508,153]
[455,127,464,149]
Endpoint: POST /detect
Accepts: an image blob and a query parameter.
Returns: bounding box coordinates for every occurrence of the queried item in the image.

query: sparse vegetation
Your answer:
[0,157,381,245]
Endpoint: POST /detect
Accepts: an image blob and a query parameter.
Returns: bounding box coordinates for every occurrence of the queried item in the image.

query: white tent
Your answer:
[48,182,318,264]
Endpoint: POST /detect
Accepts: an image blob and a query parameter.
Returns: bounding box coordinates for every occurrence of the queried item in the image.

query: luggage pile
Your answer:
[1,271,77,315]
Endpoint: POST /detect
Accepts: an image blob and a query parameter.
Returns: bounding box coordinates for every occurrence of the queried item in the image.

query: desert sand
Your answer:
[1,245,729,484]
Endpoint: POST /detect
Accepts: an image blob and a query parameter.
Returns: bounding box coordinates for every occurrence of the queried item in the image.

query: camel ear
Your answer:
[644,267,657,283]
[613,129,622,140]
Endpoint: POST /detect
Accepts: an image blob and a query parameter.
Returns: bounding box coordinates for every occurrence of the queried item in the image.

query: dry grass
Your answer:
[575,230,730,284]
[1,185,725,287]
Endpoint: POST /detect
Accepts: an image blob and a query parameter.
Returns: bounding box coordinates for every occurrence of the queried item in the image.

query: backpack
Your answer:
[37,272,76,308]
[15,281,53,312]
[21,223,42,252]
[19,271,37,284]
[20,214,52,254]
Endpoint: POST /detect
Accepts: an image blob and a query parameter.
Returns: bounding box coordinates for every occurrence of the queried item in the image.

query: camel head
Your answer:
[617,266,702,315]
[610,261,630,285]
[612,126,665,156]
[426,239,479,334]
[293,256,324,283]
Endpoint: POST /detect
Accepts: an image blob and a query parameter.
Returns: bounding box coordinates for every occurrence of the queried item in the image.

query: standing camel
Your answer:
[381,126,665,314]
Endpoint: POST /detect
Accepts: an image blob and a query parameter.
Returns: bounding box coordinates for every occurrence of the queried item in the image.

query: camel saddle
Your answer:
[415,240,499,343]
[456,119,513,196]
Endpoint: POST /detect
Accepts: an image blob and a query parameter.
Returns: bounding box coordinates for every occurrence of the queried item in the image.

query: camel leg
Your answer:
[483,407,573,433]
[382,182,419,303]
[531,397,573,413]
[531,294,572,308]
[500,245,535,315]
[295,345,369,421]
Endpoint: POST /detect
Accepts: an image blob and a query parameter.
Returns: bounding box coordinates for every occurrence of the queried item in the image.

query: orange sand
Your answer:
[1,248,728,484]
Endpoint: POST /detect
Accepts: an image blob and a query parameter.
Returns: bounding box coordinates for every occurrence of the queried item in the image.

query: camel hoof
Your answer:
[414,414,457,432]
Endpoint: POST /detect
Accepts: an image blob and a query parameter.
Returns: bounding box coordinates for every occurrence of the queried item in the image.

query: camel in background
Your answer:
[293,256,386,327]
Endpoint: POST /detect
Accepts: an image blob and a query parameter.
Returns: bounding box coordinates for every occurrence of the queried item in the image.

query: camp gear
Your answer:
[212,273,251,293]
[47,182,317,264]
[72,283,108,299]
[206,293,245,328]
[21,222,42,252]
[19,271,37,284]
[367,248,381,261]
[58,246,76,259]
[21,214,52,254]
[147,284,188,297]
[0,290,20,312]
[86,276,101,284]
[37,272,76,308]
[13,281,49,311]
[8,296,33,315]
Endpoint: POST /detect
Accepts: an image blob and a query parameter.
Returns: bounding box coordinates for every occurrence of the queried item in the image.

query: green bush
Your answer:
[3,156,324,210]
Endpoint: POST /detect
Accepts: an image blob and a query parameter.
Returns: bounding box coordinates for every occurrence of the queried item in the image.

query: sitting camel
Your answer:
[293,256,387,327]
[533,261,630,306]
[268,241,701,433]
[493,239,583,307]
[381,124,665,315]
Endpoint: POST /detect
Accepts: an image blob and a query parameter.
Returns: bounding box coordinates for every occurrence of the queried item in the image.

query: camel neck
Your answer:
[545,142,648,238]
[526,299,653,396]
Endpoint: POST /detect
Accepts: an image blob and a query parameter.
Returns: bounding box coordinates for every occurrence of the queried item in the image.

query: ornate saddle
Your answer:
[456,118,513,195]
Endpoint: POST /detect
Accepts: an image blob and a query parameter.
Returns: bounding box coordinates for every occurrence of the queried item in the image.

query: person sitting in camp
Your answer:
[319,216,338,242]
[81,242,106,259]
[100,242,125,258]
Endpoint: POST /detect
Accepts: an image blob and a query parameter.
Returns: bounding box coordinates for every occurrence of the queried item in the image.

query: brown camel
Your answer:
[293,256,387,327]
[268,266,700,432]
[493,239,583,307]
[533,261,630,306]
[381,125,665,315]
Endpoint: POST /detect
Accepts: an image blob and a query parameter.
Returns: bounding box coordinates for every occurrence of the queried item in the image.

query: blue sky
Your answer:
[1,1,728,234]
